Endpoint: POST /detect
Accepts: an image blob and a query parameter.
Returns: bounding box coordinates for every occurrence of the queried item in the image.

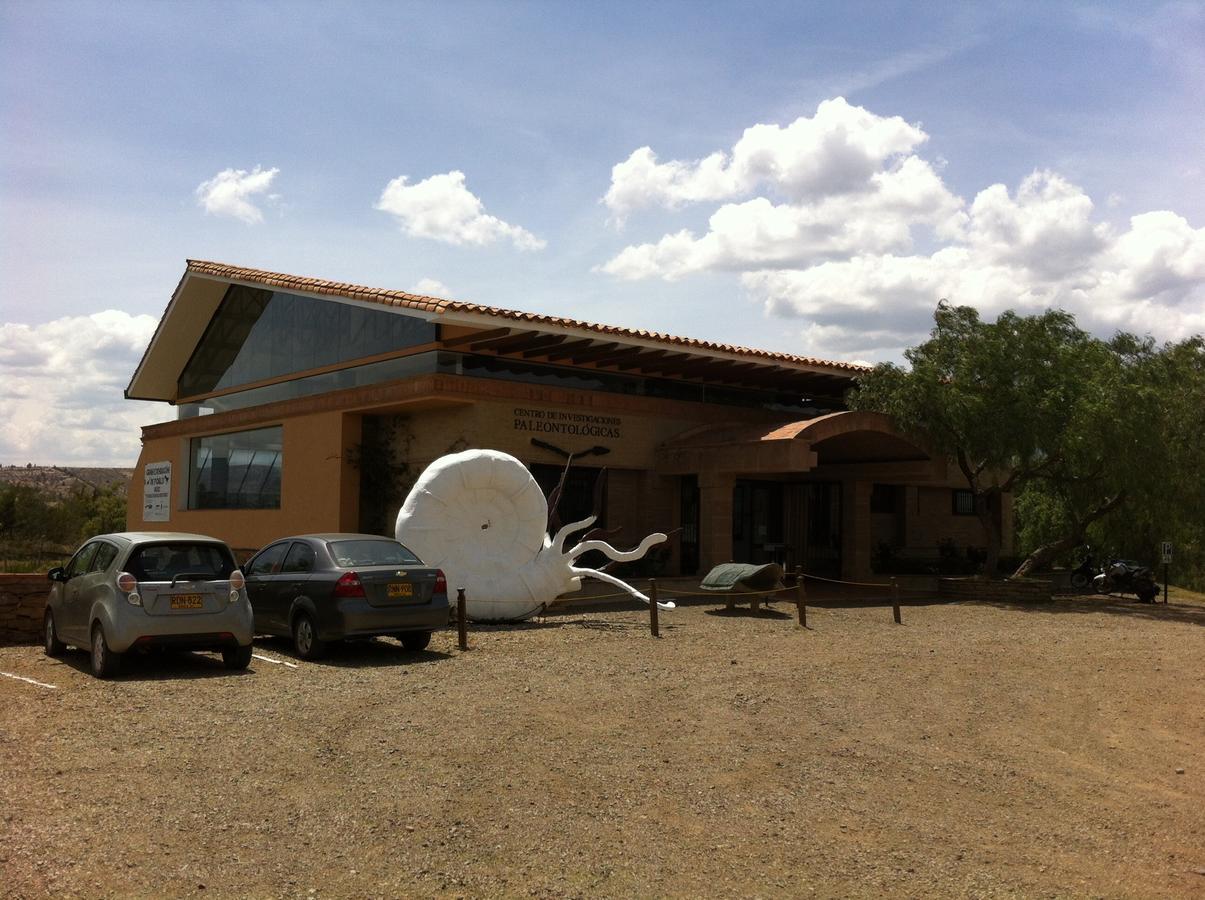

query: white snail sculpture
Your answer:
[394,449,674,621]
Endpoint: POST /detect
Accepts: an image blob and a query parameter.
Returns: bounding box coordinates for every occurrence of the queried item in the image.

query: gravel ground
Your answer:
[2,587,1203,899]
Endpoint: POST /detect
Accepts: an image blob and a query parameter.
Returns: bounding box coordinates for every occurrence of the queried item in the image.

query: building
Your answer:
[125,260,1010,576]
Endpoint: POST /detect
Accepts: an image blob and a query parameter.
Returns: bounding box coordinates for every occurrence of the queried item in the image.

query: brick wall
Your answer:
[905,486,998,553]
[0,574,48,645]
[938,577,1051,603]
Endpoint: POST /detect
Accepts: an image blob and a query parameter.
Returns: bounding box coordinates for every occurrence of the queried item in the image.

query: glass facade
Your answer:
[178,285,437,398]
[180,353,439,415]
[450,354,829,413]
[178,350,830,417]
[175,337,838,419]
[188,426,283,509]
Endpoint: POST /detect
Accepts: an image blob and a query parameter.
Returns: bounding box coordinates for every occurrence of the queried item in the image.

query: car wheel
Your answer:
[400,630,432,652]
[292,613,326,660]
[222,644,253,670]
[90,623,122,679]
[44,609,66,657]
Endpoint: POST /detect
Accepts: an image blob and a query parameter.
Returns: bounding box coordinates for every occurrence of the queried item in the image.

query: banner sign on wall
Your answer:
[143,461,172,522]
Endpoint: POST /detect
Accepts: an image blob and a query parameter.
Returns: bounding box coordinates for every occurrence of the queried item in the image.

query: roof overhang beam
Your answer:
[441,327,511,348]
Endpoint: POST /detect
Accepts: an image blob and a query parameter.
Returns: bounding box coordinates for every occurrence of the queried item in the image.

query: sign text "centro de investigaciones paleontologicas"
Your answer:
[512,407,622,439]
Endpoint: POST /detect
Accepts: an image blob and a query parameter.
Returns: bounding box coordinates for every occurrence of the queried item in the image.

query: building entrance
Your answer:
[732,480,841,576]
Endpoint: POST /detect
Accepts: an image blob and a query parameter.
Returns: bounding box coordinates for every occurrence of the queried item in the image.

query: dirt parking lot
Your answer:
[2,587,1204,898]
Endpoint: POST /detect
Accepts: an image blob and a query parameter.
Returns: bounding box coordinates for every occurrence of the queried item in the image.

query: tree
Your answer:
[1015,334,1205,587]
[79,484,129,537]
[848,302,1202,578]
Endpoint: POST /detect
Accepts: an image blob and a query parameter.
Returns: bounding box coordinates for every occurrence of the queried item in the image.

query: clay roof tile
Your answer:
[183,258,868,375]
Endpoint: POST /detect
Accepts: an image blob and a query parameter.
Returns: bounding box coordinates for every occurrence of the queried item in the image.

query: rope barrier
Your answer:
[565,575,939,602]
[660,584,797,597]
[800,572,897,589]
[570,584,934,600]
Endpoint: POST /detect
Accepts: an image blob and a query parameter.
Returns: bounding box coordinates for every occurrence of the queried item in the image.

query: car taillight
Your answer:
[117,571,141,605]
[335,571,366,598]
[434,569,447,596]
[228,569,246,604]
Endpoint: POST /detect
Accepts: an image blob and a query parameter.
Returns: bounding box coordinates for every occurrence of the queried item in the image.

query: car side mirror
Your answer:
[47,567,65,582]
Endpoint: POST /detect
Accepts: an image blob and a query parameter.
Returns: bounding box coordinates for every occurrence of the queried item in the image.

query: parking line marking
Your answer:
[252,653,299,669]
[0,671,58,689]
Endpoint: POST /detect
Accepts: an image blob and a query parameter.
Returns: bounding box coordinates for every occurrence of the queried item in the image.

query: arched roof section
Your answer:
[657,410,933,474]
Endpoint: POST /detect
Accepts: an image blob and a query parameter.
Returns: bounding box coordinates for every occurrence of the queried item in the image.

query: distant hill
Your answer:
[0,465,133,500]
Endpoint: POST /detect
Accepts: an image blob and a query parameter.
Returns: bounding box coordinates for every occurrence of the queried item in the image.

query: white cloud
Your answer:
[195,166,280,224]
[601,100,1205,356]
[601,155,963,279]
[962,172,1109,278]
[376,170,546,250]
[742,181,1205,351]
[411,278,453,298]
[603,97,929,222]
[0,311,164,466]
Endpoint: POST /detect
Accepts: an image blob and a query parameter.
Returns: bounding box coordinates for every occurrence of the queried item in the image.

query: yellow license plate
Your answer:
[387,582,413,598]
[170,594,204,609]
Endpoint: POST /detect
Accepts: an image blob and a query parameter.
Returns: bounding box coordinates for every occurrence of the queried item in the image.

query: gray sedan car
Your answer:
[44,532,255,678]
[243,533,449,659]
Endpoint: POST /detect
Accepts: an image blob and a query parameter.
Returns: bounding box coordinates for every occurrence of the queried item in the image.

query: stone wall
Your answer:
[0,574,48,645]
[938,576,1052,603]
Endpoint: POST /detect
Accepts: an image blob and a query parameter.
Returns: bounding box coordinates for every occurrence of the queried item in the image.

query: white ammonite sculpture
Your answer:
[395,449,673,621]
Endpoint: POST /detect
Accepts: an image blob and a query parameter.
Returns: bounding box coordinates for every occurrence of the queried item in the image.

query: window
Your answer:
[65,543,100,578]
[178,285,437,397]
[870,484,901,514]
[247,542,289,577]
[281,542,317,574]
[89,542,119,573]
[188,426,282,509]
[952,489,976,516]
[126,543,235,581]
[327,540,420,567]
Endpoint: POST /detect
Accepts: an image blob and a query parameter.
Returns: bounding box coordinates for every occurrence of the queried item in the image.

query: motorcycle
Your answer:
[1069,548,1097,591]
[1092,558,1159,603]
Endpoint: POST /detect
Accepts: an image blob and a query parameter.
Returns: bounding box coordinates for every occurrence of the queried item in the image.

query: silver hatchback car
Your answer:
[44,532,255,678]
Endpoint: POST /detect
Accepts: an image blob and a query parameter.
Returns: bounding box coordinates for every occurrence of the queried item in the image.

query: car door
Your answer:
[60,542,101,642]
[78,540,120,626]
[276,542,317,624]
[243,542,290,634]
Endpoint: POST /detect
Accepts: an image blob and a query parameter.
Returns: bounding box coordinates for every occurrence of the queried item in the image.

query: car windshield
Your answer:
[127,543,236,582]
[328,539,421,567]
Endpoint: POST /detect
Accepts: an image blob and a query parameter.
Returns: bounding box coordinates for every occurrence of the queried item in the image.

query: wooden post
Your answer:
[794,566,807,628]
[456,588,468,650]
[649,579,660,638]
[891,578,901,625]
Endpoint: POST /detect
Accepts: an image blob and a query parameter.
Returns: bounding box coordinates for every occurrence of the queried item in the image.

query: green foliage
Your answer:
[1013,485,1073,558]
[1089,335,1205,589]
[852,304,1110,476]
[851,302,1205,583]
[80,484,129,537]
[350,415,415,537]
[0,481,130,572]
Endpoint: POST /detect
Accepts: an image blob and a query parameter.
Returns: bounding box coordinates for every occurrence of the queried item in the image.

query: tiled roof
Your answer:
[185,259,869,375]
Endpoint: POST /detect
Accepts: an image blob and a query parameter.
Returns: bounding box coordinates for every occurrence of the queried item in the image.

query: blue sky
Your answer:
[2,1,1203,465]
